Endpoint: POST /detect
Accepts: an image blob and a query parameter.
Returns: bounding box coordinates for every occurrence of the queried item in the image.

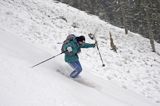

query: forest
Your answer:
[57,0,160,46]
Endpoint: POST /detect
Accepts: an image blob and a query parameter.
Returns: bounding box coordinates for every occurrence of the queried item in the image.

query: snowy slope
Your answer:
[0,0,160,105]
[0,29,157,106]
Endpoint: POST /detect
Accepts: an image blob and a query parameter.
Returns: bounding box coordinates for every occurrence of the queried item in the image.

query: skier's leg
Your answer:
[68,61,82,78]
[69,61,82,78]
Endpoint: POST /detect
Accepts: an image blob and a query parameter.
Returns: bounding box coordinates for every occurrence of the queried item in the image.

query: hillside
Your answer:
[0,0,160,105]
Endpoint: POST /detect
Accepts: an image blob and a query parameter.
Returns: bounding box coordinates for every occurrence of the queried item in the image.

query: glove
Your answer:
[67,47,72,52]
[94,40,98,46]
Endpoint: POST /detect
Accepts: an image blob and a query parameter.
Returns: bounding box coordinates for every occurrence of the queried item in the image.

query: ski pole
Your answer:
[88,29,105,67]
[31,52,65,68]
[94,35,105,67]
[95,40,105,67]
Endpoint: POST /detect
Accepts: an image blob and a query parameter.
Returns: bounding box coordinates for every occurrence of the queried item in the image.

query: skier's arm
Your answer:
[80,43,95,48]
[64,44,78,55]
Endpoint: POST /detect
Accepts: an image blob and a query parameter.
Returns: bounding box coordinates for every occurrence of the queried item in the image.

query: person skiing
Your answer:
[62,34,97,78]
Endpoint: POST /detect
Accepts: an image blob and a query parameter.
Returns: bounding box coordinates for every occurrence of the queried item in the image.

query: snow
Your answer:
[0,0,160,106]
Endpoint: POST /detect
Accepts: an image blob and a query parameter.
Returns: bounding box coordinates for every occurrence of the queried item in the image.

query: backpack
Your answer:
[61,34,76,52]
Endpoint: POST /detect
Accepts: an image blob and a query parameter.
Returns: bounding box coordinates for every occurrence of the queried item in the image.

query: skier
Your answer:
[62,34,97,78]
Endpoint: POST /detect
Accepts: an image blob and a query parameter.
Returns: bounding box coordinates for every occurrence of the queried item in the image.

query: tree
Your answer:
[143,0,156,52]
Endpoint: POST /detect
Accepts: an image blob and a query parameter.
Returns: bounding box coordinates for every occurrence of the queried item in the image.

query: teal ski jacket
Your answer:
[63,38,95,63]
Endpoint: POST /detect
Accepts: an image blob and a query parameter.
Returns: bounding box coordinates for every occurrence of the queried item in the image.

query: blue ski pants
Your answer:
[68,60,82,78]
